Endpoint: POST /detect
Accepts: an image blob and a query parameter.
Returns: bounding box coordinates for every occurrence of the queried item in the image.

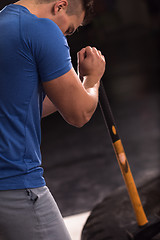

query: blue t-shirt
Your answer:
[0,4,72,190]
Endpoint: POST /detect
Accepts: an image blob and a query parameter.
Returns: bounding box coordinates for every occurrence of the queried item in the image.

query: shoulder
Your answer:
[35,18,63,36]
[20,14,69,54]
[21,16,68,51]
[21,13,64,39]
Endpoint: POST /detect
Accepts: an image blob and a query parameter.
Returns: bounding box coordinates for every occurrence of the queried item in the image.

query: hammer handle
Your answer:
[99,82,148,227]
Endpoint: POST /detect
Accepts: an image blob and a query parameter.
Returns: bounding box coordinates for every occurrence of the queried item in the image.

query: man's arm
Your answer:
[42,46,106,127]
[42,96,57,118]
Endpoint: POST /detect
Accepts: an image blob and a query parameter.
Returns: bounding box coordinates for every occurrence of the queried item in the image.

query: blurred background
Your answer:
[1,0,160,224]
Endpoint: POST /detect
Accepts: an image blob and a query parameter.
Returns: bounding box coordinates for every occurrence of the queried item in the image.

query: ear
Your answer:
[52,0,68,15]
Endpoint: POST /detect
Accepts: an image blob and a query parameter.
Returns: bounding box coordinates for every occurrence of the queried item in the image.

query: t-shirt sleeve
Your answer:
[28,18,72,82]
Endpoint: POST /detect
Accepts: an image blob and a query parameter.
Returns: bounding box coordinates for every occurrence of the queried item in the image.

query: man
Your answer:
[0,0,106,239]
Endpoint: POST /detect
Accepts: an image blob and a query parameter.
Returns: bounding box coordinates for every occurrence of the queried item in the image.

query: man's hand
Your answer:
[77,46,106,88]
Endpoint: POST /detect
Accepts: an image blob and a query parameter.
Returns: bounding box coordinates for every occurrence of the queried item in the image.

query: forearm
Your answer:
[82,77,100,119]
[76,46,105,123]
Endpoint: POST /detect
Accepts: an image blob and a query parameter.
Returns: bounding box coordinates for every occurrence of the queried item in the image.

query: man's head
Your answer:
[33,0,94,35]
[35,0,94,25]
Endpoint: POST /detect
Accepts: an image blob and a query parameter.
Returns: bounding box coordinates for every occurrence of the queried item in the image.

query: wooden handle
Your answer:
[99,82,148,226]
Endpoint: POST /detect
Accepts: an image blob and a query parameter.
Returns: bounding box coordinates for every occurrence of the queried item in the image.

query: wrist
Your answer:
[83,75,100,89]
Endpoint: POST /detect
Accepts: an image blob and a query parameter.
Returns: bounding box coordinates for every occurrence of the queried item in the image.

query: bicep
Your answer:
[42,67,84,112]
[42,68,90,126]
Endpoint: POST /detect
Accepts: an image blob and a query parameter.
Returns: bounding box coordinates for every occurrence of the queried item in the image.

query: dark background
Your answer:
[1,0,160,217]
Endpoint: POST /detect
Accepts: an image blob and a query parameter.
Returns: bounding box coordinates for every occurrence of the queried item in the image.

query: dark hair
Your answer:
[81,0,94,25]
[67,0,94,25]
[36,0,94,25]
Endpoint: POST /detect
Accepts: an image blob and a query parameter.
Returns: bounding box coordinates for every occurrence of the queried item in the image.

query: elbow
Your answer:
[66,111,93,128]
[69,117,91,128]
[74,116,91,128]
[61,101,98,128]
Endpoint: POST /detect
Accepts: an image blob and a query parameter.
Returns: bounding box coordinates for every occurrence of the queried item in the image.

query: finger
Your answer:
[92,47,99,55]
[101,55,105,62]
[84,46,93,57]
[98,50,102,56]
[78,48,86,63]
[92,48,103,59]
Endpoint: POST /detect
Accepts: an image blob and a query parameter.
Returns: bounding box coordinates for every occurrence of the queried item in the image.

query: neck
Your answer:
[14,0,36,13]
[14,0,52,18]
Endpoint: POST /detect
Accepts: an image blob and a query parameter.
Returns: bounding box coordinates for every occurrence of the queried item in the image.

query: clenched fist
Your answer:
[77,46,106,86]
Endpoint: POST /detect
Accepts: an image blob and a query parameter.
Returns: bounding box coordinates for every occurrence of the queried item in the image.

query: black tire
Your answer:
[81,176,160,240]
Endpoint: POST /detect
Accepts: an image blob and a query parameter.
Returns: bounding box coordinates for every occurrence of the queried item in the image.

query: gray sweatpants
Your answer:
[0,186,72,240]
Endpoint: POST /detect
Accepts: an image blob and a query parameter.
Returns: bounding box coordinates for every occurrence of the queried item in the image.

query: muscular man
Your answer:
[0,0,106,239]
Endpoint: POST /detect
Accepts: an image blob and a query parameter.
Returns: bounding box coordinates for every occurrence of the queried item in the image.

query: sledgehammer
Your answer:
[99,82,160,239]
